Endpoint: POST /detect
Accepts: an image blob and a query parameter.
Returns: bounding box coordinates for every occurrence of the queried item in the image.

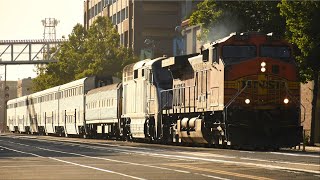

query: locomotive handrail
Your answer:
[283,81,306,124]
[159,85,197,114]
[225,81,249,109]
[160,85,196,92]
[223,81,249,143]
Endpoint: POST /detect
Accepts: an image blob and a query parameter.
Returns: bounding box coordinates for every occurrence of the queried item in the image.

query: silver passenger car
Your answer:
[7,98,18,132]
[6,96,29,133]
[85,83,122,138]
[7,76,113,136]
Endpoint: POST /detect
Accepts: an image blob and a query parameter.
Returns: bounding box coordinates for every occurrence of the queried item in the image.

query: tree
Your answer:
[279,0,320,145]
[189,0,285,41]
[78,16,135,79]
[33,16,137,91]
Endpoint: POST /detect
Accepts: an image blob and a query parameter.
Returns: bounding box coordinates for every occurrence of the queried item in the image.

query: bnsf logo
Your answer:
[241,80,285,89]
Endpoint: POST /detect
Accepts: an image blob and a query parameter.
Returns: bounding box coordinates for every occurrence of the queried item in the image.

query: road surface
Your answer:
[0,134,319,179]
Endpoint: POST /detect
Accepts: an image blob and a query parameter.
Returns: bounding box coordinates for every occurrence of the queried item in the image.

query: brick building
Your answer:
[84,0,200,58]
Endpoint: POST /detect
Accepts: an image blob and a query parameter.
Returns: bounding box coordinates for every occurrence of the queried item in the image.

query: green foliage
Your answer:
[189,0,222,29]
[279,0,320,82]
[189,0,285,41]
[32,16,137,92]
[279,0,320,145]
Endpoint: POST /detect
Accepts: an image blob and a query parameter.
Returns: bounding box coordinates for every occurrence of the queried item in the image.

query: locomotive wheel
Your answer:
[146,137,154,144]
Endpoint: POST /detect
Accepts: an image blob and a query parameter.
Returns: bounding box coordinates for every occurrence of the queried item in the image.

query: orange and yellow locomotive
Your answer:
[161,32,302,149]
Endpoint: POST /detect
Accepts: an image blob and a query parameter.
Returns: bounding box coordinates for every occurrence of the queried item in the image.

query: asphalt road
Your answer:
[0,134,319,180]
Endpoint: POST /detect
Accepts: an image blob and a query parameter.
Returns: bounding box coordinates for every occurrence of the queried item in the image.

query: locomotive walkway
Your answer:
[0,134,319,180]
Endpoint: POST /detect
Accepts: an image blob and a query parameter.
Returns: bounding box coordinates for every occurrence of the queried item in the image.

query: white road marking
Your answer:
[7,141,30,147]
[240,157,320,167]
[49,157,146,180]
[194,173,231,180]
[5,140,193,175]
[0,145,44,158]
[280,170,302,174]
[147,153,320,174]
[31,139,193,162]
[270,152,320,158]
[0,165,75,168]
[179,152,236,159]
[72,143,320,174]
[4,136,320,175]
[34,141,320,175]
[37,146,190,174]
[240,151,255,153]
[0,145,146,180]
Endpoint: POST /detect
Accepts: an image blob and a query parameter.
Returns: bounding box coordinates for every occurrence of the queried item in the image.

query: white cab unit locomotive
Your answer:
[121,57,173,140]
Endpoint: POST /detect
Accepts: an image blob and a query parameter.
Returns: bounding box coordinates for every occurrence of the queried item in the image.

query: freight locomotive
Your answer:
[6,32,303,149]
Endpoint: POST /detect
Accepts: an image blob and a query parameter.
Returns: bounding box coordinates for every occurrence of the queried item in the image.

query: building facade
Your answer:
[301,81,320,143]
[181,19,202,55]
[84,0,200,58]
[0,81,17,133]
[17,77,33,98]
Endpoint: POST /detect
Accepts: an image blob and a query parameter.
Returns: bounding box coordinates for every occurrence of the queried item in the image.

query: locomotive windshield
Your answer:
[260,46,291,60]
[222,45,256,63]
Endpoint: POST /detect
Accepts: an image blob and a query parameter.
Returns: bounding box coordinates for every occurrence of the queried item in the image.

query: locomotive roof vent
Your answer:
[240,31,264,36]
[267,32,273,36]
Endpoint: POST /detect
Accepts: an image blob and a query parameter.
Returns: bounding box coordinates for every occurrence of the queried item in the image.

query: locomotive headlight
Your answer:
[284,98,289,104]
[245,99,251,104]
[261,62,266,72]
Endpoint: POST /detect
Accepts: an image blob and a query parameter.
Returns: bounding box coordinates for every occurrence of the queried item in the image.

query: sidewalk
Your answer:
[289,143,320,153]
[304,145,320,153]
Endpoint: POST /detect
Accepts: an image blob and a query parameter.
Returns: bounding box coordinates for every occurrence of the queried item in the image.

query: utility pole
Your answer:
[0,64,7,133]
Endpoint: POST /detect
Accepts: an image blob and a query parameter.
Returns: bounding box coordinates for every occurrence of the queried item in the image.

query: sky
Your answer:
[0,0,84,81]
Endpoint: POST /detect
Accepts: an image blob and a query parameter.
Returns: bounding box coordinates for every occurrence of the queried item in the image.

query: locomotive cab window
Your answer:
[222,45,256,64]
[260,46,291,60]
[148,70,153,84]
[202,49,209,62]
[134,69,138,79]
[212,47,219,64]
